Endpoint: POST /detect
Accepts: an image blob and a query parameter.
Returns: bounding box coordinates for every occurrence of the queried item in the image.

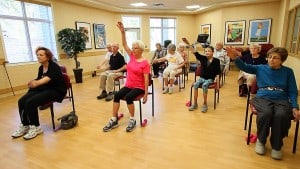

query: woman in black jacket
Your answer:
[12,47,67,140]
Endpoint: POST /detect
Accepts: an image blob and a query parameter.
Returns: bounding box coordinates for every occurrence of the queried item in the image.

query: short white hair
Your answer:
[132,40,145,51]
[249,43,261,52]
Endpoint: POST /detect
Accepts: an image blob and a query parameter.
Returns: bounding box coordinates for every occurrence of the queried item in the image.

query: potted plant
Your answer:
[57,28,87,83]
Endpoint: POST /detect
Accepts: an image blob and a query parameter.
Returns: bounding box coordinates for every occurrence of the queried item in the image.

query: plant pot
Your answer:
[73,68,83,83]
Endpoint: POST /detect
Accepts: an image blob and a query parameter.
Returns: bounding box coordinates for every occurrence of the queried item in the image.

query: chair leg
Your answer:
[50,103,55,130]
[139,100,142,126]
[244,86,251,130]
[152,84,154,117]
[293,120,299,153]
[214,89,216,109]
[247,113,254,145]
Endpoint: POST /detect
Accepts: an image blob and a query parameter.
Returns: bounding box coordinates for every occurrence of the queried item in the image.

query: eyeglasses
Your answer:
[267,55,281,60]
[132,47,140,50]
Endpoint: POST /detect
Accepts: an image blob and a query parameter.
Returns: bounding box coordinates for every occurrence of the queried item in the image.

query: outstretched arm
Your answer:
[182,38,195,53]
[116,22,131,55]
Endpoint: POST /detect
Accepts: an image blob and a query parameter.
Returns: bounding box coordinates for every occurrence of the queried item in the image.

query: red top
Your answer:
[125,52,150,90]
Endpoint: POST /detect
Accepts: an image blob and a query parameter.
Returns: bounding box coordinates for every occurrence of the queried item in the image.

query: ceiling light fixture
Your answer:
[130,3,147,7]
[186,5,200,9]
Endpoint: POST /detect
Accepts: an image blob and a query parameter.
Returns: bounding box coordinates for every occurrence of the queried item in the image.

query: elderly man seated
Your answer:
[97,42,126,101]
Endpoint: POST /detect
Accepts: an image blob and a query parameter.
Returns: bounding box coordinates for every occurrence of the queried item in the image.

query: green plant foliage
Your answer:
[57,28,87,69]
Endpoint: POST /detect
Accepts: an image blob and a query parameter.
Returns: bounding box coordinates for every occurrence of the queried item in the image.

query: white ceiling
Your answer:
[62,0,278,14]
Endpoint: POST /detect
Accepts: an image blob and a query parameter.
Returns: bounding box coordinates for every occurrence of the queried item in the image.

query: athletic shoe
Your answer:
[126,119,136,132]
[103,119,118,132]
[23,125,43,140]
[12,124,29,138]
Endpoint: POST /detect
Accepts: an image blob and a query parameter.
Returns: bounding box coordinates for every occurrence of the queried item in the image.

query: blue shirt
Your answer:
[235,58,299,109]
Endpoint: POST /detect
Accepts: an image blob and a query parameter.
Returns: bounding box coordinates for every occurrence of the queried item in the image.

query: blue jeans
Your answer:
[193,77,213,93]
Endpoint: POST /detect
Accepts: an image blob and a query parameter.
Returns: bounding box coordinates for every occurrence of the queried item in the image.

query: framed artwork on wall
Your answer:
[248,18,272,44]
[200,24,211,42]
[224,20,246,45]
[75,21,92,49]
[93,23,106,49]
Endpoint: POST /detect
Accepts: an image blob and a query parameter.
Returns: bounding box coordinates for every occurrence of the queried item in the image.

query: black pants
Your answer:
[114,87,144,104]
[18,89,62,126]
[253,97,292,150]
[152,62,165,76]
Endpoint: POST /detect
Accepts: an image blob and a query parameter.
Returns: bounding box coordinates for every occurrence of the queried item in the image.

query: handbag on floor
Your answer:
[57,111,78,130]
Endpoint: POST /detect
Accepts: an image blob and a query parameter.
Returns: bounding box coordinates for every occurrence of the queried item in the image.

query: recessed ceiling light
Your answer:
[186,5,200,9]
[130,3,147,7]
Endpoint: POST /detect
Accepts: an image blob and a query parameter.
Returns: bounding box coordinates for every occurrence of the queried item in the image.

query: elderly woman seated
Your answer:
[237,43,267,96]
[153,44,185,94]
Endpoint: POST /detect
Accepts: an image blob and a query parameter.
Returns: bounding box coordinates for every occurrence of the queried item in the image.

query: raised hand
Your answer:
[182,38,190,45]
[225,46,240,60]
[116,22,125,32]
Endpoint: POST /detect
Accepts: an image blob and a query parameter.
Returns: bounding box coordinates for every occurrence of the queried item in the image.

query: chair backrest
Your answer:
[62,73,71,89]
[249,79,258,94]
[195,64,202,77]
[60,65,67,74]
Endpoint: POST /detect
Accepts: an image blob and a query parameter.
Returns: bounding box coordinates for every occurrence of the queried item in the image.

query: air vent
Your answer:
[152,3,164,7]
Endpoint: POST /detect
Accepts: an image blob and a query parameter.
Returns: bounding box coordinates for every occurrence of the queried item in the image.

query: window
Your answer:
[286,6,300,58]
[150,17,176,51]
[122,16,141,61]
[0,0,57,63]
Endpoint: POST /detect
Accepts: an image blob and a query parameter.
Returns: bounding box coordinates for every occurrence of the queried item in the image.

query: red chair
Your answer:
[245,80,299,153]
[189,64,220,109]
[41,66,75,130]
[117,74,154,126]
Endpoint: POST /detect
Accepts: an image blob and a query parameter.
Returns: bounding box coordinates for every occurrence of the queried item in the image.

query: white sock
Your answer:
[111,117,117,121]
[130,116,135,121]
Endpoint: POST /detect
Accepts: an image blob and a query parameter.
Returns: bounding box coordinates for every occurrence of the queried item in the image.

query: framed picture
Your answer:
[200,24,211,42]
[224,20,246,45]
[248,18,272,44]
[93,24,106,49]
[75,21,92,49]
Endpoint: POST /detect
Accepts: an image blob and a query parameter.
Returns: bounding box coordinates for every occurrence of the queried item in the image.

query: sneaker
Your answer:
[163,87,169,94]
[255,139,266,155]
[201,105,208,113]
[12,124,29,138]
[97,91,107,100]
[126,119,136,132]
[23,125,43,140]
[271,149,282,160]
[168,87,173,94]
[105,92,114,101]
[103,119,118,132]
[189,104,198,111]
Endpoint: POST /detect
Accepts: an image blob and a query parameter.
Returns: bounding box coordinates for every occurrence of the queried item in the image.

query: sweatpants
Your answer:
[18,89,63,126]
[252,97,292,150]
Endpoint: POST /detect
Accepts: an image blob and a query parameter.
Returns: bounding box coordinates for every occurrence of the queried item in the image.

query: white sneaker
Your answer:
[23,125,43,140]
[271,149,282,160]
[163,87,169,94]
[255,139,266,155]
[168,87,173,94]
[12,124,29,138]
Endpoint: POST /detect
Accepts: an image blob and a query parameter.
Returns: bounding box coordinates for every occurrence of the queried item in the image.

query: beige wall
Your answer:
[1,0,300,95]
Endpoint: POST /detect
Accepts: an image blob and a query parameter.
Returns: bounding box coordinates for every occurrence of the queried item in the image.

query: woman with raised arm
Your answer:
[182,38,220,113]
[103,22,150,132]
[226,46,300,160]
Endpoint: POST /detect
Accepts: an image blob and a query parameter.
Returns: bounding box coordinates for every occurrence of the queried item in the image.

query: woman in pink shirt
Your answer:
[103,22,150,132]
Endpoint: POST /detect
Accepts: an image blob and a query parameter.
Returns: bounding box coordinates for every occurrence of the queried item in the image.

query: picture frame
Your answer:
[248,18,272,44]
[200,24,211,42]
[93,23,106,49]
[75,21,92,49]
[224,20,246,45]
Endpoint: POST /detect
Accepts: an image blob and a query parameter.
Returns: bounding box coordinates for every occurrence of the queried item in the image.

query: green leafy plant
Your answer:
[57,28,87,69]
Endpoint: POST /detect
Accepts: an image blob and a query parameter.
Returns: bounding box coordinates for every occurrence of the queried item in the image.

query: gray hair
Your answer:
[167,43,176,51]
[132,40,145,51]
[249,43,261,51]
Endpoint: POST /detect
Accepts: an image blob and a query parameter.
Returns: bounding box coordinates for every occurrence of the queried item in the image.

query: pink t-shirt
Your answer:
[125,53,150,90]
